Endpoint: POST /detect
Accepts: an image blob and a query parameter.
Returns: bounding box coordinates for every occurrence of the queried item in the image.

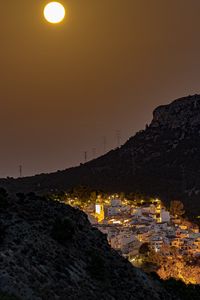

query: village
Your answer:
[55,192,200,284]
[64,195,200,261]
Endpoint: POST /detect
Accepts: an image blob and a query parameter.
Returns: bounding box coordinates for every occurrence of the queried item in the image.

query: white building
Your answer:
[160,208,170,223]
[111,199,122,207]
[150,236,164,252]
[107,206,121,216]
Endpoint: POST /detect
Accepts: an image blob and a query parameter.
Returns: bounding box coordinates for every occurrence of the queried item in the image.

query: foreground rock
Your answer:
[0,194,175,300]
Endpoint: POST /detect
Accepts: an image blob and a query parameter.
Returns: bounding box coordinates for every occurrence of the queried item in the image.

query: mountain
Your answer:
[0,193,174,300]
[1,94,200,217]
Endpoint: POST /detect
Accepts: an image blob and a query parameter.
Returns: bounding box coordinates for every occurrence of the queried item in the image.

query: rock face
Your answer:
[1,94,200,217]
[0,195,173,300]
[151,94,200,129]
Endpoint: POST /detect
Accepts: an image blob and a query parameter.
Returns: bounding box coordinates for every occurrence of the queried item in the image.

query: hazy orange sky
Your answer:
[1,0,200,177]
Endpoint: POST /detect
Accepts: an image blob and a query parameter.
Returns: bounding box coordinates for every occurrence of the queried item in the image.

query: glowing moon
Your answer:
[44,2,65,24]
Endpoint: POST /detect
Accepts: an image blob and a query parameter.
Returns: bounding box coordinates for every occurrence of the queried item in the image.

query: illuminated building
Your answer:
[95,203,104,222]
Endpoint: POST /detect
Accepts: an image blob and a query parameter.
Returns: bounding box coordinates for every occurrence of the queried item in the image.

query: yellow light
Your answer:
[44,2,65,24]
[130,258,136,262]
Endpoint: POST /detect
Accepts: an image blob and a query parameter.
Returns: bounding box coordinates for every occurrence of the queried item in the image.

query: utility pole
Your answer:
[19,165,22,178]
[84,151,88,163]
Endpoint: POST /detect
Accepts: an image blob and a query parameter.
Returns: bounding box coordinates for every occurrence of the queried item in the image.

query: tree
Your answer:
[71,186,92,202]
[119,192,125,201]
[170,200,185,217]
[90,191,97,203]
[139,243,150,255]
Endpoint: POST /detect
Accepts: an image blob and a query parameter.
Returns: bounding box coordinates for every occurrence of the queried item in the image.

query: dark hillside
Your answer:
[1,94,200,217]
[0,193,174,300]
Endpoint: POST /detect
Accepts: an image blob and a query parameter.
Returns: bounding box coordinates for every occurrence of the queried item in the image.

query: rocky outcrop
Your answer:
[151,94,200,130]
[0,195,174,300]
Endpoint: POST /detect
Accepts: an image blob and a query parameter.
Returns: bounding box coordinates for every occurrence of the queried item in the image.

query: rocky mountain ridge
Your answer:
[151,94,200,130]
[1,94,200,218]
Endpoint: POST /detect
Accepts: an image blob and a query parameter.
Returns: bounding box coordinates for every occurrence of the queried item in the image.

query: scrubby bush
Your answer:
[16,193,26,202]
[139,242,150,255]
[0,293,20,300]
[0,188,9,210]
[87,250,105,280]
[51,217,75,244]
[0,223,6,244]
[163,279,200,300]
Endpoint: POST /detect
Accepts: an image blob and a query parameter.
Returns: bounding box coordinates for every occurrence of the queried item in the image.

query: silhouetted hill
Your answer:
[0,193,175,300]
[1,94,200,217]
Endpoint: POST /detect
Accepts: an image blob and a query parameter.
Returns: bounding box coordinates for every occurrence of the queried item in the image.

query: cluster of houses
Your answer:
[84,197,200,261]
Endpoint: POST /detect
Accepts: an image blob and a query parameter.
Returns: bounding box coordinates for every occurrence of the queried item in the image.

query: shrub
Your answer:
[0,293,20,300]
[163,279,200,300]
[51,218,75,244]
[0,223,6,244]
[16,193,26,202]
[0,188,9,210]
[139,243,150,255]
[87,250,105,280]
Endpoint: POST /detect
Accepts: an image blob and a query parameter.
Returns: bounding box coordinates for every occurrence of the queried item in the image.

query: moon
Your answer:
[44,2,66,24]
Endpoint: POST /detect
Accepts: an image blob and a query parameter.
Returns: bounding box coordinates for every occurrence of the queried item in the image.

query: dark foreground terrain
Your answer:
[0,191,180,300]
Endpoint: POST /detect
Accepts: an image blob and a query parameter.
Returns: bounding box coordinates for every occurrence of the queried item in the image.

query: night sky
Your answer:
[1,0,200,177]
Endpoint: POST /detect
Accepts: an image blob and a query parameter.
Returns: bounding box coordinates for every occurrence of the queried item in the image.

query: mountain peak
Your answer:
[151,94,200,130]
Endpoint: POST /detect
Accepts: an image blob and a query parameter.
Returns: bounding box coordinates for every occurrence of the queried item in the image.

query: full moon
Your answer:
[44,2,65,24]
